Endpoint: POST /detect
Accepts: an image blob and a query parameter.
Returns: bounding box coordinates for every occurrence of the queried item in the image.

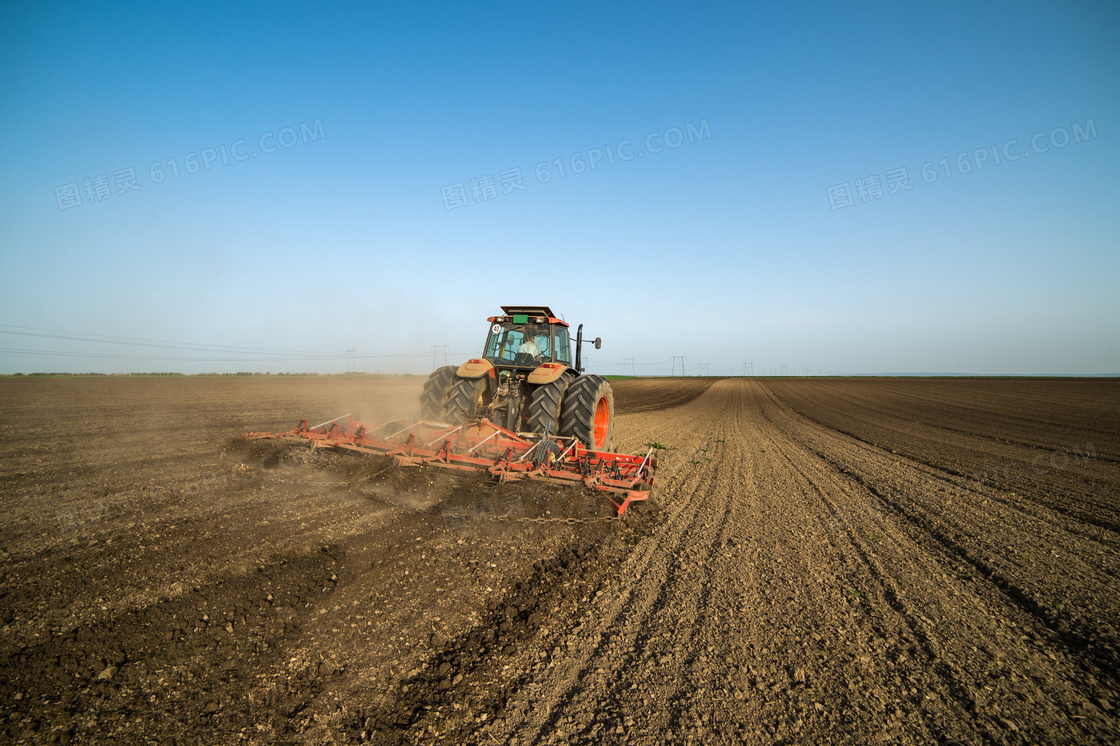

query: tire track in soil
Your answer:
[715,382,978,744]
[481,379,1115,744]
[368,384,741,744]
[493,380,748,744]
[488,380,879,742]
[778,407,1120,538]
[762,380,1120,529]
[796,436,1119,686]
[763,432,992,742]
[748,380,1119,743]
[751,381,1120,684]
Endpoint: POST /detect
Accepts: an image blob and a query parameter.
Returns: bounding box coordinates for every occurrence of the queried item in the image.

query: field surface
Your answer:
[1,375,1117,744]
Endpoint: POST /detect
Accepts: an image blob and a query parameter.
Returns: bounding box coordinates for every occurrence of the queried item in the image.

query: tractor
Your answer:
[234,305,655,514]
[420,305,614,451]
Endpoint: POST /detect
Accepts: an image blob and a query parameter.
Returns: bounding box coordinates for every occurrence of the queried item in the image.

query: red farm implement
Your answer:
[235,414,657,516]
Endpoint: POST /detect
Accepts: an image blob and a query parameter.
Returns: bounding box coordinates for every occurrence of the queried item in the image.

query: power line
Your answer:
[0,347,337,363]
[0,346,468,363]
[0,323,474,365]
[0,323,339,358]
[431,344,450,370]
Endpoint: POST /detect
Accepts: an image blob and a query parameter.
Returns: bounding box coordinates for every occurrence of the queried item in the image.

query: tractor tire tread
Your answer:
[526,377,570,436]
[445,377,487,425]
[559,374,614,450]
[420,365,458,421]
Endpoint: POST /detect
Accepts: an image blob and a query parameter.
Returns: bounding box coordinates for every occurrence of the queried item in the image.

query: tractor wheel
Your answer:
[560,375,614,451]
[420,365,457,421]
[525,376,570,436]
[445,377,488,425]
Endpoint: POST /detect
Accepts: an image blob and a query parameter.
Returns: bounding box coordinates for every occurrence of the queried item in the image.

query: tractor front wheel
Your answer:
[560,375,614,451]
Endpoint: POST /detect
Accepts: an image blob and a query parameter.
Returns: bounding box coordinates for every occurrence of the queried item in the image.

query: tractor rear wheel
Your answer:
[420,365,457,421]
[445,377,488,425]
[560,375,614,450]
[525,376,570,436]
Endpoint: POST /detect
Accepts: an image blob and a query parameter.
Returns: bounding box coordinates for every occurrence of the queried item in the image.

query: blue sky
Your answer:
[1,1,1117,375]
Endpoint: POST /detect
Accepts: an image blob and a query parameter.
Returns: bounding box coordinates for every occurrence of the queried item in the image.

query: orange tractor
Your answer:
[236,306,656,514]
[421,305,614,451]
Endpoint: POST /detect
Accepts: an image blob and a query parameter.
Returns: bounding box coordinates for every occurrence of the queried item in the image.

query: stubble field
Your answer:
[0,375,1117,744]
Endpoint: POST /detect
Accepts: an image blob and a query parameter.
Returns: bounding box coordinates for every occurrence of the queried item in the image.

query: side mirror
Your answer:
[594,337,602,349]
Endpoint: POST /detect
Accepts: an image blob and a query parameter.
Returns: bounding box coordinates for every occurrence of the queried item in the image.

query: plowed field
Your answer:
[1,376,1117,744]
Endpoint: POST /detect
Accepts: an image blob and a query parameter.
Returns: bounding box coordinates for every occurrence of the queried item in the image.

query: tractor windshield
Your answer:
[484,322,554,366]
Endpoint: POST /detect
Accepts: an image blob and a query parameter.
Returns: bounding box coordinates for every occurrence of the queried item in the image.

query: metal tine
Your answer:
[557,439,579,462]
[467,428,502,454]
[636,446,654,476]
[382,421,425,441]
[425,424,463,448]
[309,413,351,431]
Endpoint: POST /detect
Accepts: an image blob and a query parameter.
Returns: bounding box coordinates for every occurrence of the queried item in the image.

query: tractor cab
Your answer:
[483,305,572,369]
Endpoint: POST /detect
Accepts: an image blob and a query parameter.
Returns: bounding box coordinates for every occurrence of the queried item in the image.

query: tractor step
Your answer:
[235,416,656,515]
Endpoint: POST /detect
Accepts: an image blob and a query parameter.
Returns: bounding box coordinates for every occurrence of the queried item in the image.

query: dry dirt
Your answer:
[0,375,1117,744]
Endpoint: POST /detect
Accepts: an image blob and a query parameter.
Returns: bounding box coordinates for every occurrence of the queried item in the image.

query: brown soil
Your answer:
[610,378,718,413]
[0,375,1117,744]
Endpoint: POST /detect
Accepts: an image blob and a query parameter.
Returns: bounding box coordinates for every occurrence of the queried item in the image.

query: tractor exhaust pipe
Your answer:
[576,324,583,372]
[574,323,602,374]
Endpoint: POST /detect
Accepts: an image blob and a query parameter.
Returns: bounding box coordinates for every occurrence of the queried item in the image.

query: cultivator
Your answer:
[236,414,657,515]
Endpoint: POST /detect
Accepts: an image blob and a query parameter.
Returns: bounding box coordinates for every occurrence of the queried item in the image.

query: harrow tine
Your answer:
[467,429,502,454]
[557,439,579,463]
[308,413,351,431]
[382,421,425,440]
[515,441,538,463]
[425,424,462,448]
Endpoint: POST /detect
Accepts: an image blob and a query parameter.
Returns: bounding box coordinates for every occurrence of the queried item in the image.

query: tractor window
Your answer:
[484,327,521,362]
[532,329,551,358]
[484,323,552,365]
[554,327,571,364]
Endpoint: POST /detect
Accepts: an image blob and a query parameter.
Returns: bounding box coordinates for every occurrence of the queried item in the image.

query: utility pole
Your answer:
[346,347,356,373]
[431,344,450,371]
[670,355,686,377]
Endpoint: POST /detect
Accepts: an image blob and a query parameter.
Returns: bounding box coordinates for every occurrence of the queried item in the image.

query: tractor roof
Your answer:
[494,305,568,327]
[501,305,555,317]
